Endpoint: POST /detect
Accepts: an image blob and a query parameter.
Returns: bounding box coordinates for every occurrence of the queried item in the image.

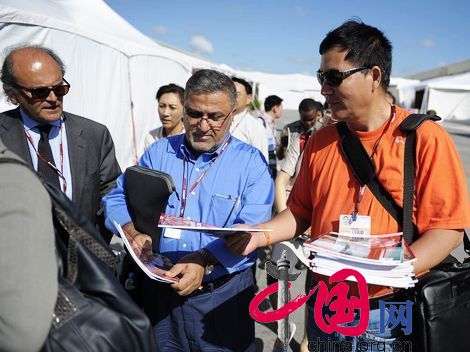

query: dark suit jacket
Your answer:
[0,108,121,241]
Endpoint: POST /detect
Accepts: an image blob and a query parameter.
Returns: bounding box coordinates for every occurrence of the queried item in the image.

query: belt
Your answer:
[189,270,242,297]
[369,290,409,310]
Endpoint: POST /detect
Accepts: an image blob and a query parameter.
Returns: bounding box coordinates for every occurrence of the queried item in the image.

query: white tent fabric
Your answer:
[417,72,470,121]
[388,77,419,108]
[0,0,191,166]
[236,71,324,110]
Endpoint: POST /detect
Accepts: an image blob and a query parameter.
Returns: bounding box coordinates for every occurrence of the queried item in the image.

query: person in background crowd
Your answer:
[0,45,121,243]
[226,19,469,350]
[278,98,323,159]
[321,101,336,126]
[230,76,269,161]
[259,95,283,178]
[274,100,326,213]
[104,69,273,351]
[0,139,57,352]
[144,83,185,149]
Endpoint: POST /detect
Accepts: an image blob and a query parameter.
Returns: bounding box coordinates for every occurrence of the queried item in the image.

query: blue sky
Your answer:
[105,0,470,77]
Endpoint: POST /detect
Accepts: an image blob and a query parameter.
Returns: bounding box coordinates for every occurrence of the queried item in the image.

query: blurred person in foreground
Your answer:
[226,19,469,350]
[104,69,273,351]
[144,83,185,149]
[0,139,57,352]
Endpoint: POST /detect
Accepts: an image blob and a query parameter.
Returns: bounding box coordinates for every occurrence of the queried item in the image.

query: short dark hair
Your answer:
[156,83,184,104]
[1,44,65,102]
[185,69,237,108]
[264,95,283,112]
[299,98,323,114]
[319,19,392,90]
[231,76,252,95]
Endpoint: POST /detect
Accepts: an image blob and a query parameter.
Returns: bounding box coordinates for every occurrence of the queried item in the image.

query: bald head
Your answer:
[1,45,67,122]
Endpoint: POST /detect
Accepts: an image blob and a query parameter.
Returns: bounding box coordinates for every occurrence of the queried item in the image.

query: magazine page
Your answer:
[303,232,417,289]
[307,232,405,263]
[113,221,178,284]
[158,213,271,236]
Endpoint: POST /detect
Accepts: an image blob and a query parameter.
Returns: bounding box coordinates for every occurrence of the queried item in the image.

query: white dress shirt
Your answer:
[20,108,73,200]
[230,109,269,161]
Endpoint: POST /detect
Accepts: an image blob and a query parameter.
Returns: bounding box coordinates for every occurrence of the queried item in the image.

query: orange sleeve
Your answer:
[414,121,470,233]
[287,137,314,222]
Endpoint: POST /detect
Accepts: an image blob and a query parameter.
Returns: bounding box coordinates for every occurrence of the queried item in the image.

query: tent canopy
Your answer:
[414,72,470,121]
[0,0,192,166]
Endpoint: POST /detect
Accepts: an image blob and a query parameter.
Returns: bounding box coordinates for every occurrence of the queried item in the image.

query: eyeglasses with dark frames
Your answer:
[316,67,371,87]
[13,78,71,100]
[184,106,233,127]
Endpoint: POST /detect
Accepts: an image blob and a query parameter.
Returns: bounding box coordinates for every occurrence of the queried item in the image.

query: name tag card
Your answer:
[163,228,181,239]
[338,214,371,237]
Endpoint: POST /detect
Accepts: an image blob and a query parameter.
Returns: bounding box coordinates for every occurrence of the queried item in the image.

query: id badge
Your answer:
[163,228,181,239]
[338,214,371,236]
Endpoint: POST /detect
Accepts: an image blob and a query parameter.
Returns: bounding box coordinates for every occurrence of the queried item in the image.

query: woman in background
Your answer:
[144,83,185,148]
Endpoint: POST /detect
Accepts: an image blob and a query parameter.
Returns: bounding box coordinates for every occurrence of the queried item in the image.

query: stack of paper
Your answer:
[304,232,417,288]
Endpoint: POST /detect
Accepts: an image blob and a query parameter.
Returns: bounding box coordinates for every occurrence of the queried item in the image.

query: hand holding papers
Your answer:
[114,221,179,284]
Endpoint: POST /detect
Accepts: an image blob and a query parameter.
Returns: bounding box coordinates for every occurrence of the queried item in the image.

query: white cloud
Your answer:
[190,35,214,55]
[153,25,167,35]
[419,39,436,48]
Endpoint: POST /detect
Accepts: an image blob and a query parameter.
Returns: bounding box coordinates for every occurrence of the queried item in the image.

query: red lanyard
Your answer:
[179,137,232,217]
[25,124,67,193]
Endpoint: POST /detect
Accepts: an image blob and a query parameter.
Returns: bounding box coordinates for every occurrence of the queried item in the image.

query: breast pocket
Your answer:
[209,193,241,227]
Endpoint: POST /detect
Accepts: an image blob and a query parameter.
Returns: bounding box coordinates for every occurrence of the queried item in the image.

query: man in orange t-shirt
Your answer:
[226,19,470,349]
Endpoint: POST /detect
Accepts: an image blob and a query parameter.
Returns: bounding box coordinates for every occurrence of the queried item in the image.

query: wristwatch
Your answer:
[196,248,216,275]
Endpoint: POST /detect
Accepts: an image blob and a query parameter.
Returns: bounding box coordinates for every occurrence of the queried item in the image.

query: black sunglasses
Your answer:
[317,67,370,87]
[13,78,71,100]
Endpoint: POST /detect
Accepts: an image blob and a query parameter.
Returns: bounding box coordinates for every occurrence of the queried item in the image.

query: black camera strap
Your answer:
[336,114,441,244]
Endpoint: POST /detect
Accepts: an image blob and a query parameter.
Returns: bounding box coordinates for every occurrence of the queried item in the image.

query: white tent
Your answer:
[236,71,324,110]
[388,77,420,108]
[416,72,470,121]
[0,0,192,166]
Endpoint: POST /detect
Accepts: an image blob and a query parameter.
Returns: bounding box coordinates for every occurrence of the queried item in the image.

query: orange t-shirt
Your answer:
[287,106,470,295]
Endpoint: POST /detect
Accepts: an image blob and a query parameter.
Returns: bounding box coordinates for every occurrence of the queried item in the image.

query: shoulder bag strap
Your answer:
[336,115,438,242]
[337,121,404,226]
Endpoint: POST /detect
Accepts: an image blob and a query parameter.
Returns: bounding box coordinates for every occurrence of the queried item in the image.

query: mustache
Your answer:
[192,130,215,137]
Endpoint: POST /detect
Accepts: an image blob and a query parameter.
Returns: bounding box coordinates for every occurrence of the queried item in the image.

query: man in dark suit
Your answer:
[0,45,121,242]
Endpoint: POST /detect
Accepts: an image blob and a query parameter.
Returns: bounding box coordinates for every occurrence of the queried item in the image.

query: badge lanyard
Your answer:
[25,123,67,193]
[351,106,396,221]
[179,136,232,217]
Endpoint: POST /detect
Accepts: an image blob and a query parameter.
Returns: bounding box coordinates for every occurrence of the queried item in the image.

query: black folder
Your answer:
[124,165,175,251]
